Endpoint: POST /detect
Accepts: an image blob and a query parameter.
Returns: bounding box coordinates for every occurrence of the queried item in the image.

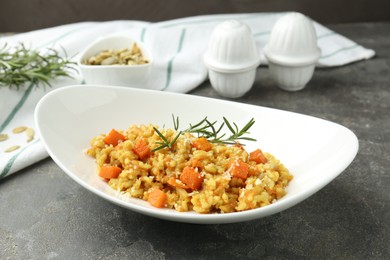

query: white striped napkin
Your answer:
[0,13,375,179]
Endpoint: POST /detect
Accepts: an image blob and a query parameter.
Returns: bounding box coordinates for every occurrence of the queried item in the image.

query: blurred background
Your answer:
[1,0,390,32]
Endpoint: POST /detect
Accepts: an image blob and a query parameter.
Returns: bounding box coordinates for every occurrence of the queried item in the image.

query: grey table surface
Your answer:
[1,22,389,260]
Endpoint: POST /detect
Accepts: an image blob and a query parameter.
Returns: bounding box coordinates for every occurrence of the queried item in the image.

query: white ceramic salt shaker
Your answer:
[264,12,321,91]
[204,20,261,98]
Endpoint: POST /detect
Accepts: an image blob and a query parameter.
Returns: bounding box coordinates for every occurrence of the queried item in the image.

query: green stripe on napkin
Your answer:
[162,28,186,91]
[0,82,34,133]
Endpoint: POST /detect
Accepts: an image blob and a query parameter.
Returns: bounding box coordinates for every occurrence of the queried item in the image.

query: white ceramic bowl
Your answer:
[78,35,153,88]
[268,62,316,91]
[208,68,257,98]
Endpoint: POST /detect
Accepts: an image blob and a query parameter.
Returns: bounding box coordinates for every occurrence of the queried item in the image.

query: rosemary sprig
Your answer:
[151,127,182,152]
[0,43,76,89]
[152,115,256,151]
[172,114,180,131]
[184,117,211,137]
[220,117,257,144]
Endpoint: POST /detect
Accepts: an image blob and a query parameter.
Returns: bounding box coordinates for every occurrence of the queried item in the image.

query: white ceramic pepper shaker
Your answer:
[264,12,321,91]
[204,20,261,98]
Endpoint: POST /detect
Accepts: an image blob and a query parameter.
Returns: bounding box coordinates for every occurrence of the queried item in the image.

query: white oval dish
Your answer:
[78,35,153,88]
[35,85,358,224]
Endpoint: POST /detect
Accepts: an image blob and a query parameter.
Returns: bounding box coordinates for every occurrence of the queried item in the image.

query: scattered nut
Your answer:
[2,126,36,153]
[12,126,27,134]
[4,145,20,153]
[26,128,35,142]
[100,56,118,65]
[84,43,148,66]
[0,134,8,142]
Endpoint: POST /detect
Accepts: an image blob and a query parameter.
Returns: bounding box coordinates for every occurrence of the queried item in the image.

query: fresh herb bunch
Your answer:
[152,115,257,152]
[0,43,76,89]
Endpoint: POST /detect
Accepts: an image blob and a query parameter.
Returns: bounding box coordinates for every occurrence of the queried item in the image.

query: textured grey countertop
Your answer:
[1,22,389,259]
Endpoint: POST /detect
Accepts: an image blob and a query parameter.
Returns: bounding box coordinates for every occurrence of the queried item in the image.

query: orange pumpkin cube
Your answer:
[180,166,204,190]
[249,149,267,164]
[132,138,151,160]
[192,137,212,152]
[104,129,126,146]
[148,188,167,208]
[228,160,249,180]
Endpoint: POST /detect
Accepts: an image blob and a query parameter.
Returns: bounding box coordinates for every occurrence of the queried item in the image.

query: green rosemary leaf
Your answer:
[151,145,168,152]
[172,114,179,131]
[152,127,182,152]
[153,127,168,143]
[240,118,255,133]
[233,122,239,134]
[187,117,208,131]
[237,137,257,141]
[170,131,182,146]
[223,117,236,134]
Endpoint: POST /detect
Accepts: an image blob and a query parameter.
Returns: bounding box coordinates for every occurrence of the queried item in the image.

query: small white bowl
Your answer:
[268,62,316,91]
[204,20,261,98]
[208,68,257,98]
[78,35,153,88]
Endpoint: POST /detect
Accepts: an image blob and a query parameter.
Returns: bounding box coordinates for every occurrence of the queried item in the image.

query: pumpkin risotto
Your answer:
[86,124,293,213]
